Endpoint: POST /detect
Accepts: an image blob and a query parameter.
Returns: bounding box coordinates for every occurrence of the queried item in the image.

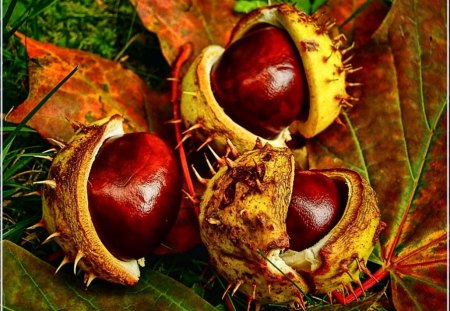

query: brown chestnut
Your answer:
[210,24,308,138]
[87,132,182,260]
[286,170,344,251]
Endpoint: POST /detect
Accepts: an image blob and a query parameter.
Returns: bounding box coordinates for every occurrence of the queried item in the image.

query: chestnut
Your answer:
[181,4,352,154]
[210,24,307,138]
[286,170,343,251]
[87,132,182,260]
[198,143,383,306]
[39,116,182,286]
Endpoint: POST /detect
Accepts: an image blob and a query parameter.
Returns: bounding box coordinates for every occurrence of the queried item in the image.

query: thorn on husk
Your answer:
[225,157,237,169]
[67,118,83,131]
[295,290,306,311]
[341,42,356,55]
[347,95,360,102]
[34,179,57,189]
[164,118,183,124]
[222,282,233,299]
[356,278,366,295]
[341,263,356,282]
[74,250,84,275]
[27,219,46,230]
[226,138,239,158]
[346,66,363,74]
[55,255,70,275]
[48,138,66,149]
[203,275,216,288]
[196,136,214,151]
[346,82,363,87]
[166,77,179,82]
[204,153,217,175]
[333,33,347,43]
[335,116,346,126]
[327,291,333,304]
[231,280,244,296]
[182,123,203,134]
[191,164,209,185]
[34,155,53,161]
[246,283,257,311]
[345,283,358,300]
[253,138,263,150]
[342,54,354,64]
[326,21,336,31]
[42,232,61,245]
[182,189,199,204]
[207,145,226,167]
[355,258,378,282]
[84,272,97,288]
[175,133,192,150]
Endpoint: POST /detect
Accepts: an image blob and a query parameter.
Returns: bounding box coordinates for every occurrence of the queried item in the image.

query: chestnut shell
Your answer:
[199,143,382,304]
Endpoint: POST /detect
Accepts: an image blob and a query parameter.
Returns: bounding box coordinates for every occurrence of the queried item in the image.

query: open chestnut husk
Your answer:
[199,143,383,308]
[181,4,354,153]
[37,115,182,286]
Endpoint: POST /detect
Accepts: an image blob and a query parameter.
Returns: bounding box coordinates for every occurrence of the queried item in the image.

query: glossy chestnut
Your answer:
[286,170,344,251]
[210,24,308,138]
[87,132,182,260]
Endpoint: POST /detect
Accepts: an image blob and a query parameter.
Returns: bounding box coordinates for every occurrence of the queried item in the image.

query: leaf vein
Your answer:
[192,0,214,43]
[412,0,431,132]
[391,232,446,265]
[343,112,370,182]
[65,281,100,310]
[9,247,58,311]
[392,273,424,311]
[386,97,447,262]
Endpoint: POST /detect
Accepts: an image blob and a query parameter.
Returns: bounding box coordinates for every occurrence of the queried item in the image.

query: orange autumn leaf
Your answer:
[130,0,241,65]
[6,33,151,142]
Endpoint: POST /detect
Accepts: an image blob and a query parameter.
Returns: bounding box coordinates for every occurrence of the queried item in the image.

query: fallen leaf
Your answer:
[2,240,216,311]
[6,33,151,142]
[326,0,390,46]
[130,0,242,65]
[307,0,447,309]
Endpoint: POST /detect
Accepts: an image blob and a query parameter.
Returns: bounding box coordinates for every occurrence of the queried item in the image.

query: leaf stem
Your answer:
[170,43,199,215]
[332,268,389,304]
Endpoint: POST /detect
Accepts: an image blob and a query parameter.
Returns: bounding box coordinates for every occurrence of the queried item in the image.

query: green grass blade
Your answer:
[339,0,373,29]
[2,127,36,133]
[2,0,19,27]
[4,0,58,41]
[3,214,41,240]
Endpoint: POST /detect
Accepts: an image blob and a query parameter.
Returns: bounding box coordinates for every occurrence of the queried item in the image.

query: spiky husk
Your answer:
[180,45,291,154]
[181,4,351,157]
[231,4,350,138]
[280,169,382,293]
[199,144,382,306]
[199,143,309,305]
[41,115,140,286]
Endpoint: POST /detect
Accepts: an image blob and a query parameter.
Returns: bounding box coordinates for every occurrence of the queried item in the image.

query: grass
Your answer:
[2,0,391,310]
